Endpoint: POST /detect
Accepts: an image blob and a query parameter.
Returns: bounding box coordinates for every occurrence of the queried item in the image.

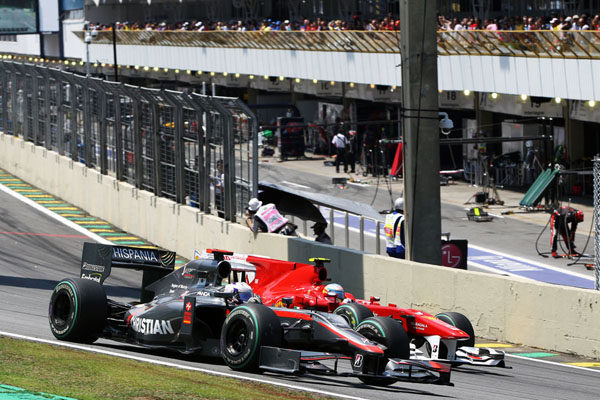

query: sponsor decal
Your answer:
[409,321,428,330]
[82,262,105,273]
[442,243,462,268]
[130,317,175,335]
[185,302,192,311]
[112,247,160,263]
[183,311,192,325]
[81,273,102,283]
[196,291,210,297]
[354,354,364,368]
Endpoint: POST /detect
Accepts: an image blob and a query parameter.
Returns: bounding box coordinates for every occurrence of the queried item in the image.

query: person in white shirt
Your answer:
[331,131,349,173]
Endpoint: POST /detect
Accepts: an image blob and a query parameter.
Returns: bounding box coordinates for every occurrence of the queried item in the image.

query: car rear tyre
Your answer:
[333,303,373,329]
[355,316,410,386]
[220,304,282,372]
[48,278,107,343]
[435,311,475,358]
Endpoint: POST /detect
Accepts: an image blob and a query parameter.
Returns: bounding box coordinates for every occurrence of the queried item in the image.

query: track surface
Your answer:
[1,188,600,399]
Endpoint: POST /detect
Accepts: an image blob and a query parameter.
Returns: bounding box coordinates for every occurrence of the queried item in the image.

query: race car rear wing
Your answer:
[80,242,176,302]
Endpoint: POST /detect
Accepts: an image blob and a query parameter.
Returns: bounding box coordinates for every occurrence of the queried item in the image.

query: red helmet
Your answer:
[576,210,584,222]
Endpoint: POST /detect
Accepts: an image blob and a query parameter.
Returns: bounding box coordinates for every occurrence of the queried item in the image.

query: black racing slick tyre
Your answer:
[48,278,107,343]
[220,304,282,372]
[355,317,410,386]
[436,311,475,347]
[333,303,373,329]
[435,312,475,359]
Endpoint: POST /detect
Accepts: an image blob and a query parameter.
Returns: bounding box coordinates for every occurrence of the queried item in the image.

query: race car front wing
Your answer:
[259,347,452,385]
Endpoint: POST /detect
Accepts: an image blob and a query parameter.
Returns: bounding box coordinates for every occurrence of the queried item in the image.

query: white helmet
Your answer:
[224,282,255,303]
[525,140,533,148]
[247,198,262,212]
[394,197,404,211]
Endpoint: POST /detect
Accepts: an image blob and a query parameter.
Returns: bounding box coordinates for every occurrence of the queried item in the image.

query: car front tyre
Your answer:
[220,304,282,372]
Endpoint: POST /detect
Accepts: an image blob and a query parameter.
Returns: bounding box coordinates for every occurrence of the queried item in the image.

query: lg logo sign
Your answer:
[441,243,462,268]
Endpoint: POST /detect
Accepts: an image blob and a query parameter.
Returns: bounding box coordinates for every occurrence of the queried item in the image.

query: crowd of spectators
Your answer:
[438,13,600,31]
[88,12,600,32]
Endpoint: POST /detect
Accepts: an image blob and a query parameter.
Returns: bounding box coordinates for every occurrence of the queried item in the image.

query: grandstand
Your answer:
[0,0,599,190]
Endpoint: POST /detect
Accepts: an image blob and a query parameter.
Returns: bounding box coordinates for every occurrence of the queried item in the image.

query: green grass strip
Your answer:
[54,211,84,214]
[0,337,329,400]
[77,225,111,229]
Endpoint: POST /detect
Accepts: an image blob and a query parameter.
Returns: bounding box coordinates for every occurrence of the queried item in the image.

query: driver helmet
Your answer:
[323,283,345,301]
[394,197,404,212]
[576,210,584,222]
[224,282,254,303]
[247,198,262,212]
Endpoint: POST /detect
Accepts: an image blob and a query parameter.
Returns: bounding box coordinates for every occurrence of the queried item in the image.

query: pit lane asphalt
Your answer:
[1,188,600,399]
[259,160,597,283]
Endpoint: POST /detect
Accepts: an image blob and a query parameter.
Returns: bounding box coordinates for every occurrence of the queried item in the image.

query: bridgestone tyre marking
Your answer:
[356,320,386,338]
[49,281,78,338]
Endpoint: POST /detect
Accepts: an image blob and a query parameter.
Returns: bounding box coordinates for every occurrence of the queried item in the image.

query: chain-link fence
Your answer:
[0,60,258,222]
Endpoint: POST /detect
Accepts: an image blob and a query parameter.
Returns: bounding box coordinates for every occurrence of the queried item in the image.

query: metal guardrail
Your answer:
[74,29,600,59]
[0,60,258,221]
[73,30,402,54]
[289,206,385,255]
[438,30,600,59]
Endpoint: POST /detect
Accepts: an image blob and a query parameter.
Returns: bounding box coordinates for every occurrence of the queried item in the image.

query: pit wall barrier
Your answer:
[1,132,599,359]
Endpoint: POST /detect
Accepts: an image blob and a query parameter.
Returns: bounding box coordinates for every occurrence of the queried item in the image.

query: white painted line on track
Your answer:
[346,182,368,189]
[281,181,311,189]
[467,261,539,282]
[506,353,600,374]
[0,183,112,245]
[0,331,369,400]
[469,243,595,282]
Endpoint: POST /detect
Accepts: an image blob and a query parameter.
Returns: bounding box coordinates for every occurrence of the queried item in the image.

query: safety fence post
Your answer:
[376,220,381,255]
[359,216,365,251]
[344,212,349,248]
[329,208,335,245]
[594,156,600,290]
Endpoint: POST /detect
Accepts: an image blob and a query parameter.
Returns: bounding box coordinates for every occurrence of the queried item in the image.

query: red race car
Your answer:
[197,250,507,368]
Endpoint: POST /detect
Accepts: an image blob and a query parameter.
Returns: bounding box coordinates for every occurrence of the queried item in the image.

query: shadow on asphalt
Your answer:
[0,275,139,298]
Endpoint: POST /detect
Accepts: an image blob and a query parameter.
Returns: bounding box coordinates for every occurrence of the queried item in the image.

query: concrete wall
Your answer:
[1,132,599,359]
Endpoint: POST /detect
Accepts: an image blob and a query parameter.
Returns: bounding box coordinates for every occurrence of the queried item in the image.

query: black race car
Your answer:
[48,243,452,386]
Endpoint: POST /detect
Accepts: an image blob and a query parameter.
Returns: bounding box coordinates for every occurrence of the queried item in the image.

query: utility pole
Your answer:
[400,0,441,265]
